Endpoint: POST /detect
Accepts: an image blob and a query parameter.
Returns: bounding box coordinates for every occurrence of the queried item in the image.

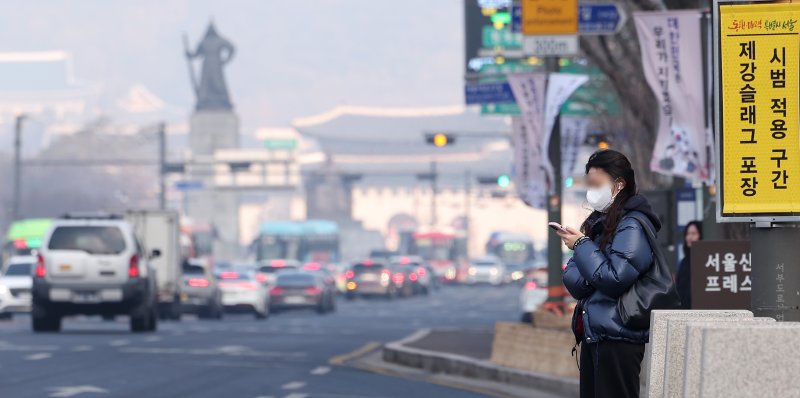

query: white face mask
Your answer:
[586,183,616,213]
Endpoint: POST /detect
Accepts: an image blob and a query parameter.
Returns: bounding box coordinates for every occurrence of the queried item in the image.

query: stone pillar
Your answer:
[187,111,241,260]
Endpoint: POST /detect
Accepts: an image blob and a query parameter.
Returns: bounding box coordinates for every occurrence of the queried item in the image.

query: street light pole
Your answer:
[430,160,438,226]
[158,122,166,210]
[13,114,27,221]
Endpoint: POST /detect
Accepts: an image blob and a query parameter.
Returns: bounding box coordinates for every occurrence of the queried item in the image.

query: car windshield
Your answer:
[259,265,296,274]
[276,273,315,287]
[183,264,205,276]
[472,261,497,267]
[353,264,385,274]
[5,263,32,276]
[47,226,126,255]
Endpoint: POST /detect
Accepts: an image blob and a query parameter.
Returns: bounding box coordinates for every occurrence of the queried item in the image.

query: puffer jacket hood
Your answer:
[624,194,661,232]
[563,194,659,345]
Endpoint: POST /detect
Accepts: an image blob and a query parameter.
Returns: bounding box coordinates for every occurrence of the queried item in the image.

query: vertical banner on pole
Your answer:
[508,73,548,208]
[560,116,590,178]
[635,10,709,182]
[542,73,589,193]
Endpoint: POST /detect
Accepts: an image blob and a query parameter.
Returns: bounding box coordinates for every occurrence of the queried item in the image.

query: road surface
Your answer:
[0,285,523,398]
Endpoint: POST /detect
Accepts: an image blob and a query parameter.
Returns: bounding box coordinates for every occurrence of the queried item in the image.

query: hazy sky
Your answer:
[2,0,465,133]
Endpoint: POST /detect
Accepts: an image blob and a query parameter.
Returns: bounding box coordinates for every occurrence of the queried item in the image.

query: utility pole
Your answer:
[13,114,26,221]
[158,122,166,210]
[544,57,566,311]
[430,160,438,226]
[464,169,472,255]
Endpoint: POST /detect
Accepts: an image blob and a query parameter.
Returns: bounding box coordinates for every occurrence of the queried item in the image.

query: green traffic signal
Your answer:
[497,175,511,187]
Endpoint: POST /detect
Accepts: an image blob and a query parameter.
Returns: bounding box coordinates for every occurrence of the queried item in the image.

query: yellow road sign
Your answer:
[521,0,578,35]
[718,2,800,218]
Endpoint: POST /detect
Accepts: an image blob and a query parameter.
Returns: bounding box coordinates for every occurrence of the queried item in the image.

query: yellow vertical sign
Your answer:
[521,0,578,35]
[720,3,800,216]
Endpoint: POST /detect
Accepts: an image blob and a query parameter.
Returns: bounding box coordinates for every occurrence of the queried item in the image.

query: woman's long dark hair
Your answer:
[580,150,637,248]
[683,221,703,257]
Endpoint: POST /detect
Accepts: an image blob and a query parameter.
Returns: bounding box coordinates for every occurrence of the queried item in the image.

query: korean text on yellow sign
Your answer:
[521,0,578,35]
[720,3,800,215]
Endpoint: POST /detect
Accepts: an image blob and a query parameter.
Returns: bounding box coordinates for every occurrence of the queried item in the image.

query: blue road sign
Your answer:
[465,82,516,105]
[174,180,204,191]
[511,5,522,33]
[578,3,627,35]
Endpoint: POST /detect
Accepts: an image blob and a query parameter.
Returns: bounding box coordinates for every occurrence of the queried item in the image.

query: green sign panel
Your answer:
[559,64,620,117]
[482,26,521,49]
[481,102,521,115]
[264,139,297,150]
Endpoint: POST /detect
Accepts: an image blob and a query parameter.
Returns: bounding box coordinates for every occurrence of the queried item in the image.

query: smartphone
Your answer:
[548,222,568,233]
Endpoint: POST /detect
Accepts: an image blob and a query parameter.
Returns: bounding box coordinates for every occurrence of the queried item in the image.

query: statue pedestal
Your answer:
[187,110,241,260]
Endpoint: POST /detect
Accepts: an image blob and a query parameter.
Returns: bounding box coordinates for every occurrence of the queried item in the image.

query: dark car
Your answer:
[345,260,398,300]
[269,272,335,314]
[180,261,223,319]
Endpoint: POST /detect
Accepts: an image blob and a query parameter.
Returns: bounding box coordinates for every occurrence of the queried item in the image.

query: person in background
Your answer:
[676,221,703,309]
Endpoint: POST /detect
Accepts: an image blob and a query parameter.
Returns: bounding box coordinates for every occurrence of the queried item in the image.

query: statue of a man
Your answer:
[184,23,235,111]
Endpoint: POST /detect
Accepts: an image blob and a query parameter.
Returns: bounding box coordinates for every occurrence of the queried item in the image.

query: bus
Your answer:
[485,232,536,282]
[406,227,468,283]
[253,220,340,263]
[3,218,53,268]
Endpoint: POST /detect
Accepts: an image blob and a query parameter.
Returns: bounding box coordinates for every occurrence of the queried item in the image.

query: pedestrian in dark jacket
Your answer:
[675,221,703,309]
[558,150,658,398]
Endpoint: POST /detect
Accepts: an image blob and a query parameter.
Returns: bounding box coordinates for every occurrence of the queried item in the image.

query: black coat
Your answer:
[563,195,660,344]
[676,255,691,309]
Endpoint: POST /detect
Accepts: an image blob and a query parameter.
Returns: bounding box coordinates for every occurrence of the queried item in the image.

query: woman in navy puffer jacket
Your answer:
[558,150,659,398]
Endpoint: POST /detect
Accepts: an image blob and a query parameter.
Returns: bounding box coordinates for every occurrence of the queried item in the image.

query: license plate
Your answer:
[285,296,305,304]
[59,264,72,272]
[73,292,99,303]
[360,274,377,281]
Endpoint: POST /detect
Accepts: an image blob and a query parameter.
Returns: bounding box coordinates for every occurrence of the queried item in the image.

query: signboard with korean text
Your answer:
[521,0,578,34]
[714,1,800,221]
[691,240,752,310]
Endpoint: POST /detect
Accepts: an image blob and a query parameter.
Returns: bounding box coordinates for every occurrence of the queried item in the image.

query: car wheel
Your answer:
[32,312,60,333]
[147,307,158,332]
[254,304,268,320]
[131,306,153,333]
[316,300,327,314]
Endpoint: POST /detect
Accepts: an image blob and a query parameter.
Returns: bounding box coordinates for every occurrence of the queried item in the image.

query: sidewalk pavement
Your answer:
[345,327,579,398]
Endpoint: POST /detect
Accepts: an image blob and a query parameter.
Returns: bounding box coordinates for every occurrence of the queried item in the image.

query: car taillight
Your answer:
[305,286,322,295]
[35,255,46,278]
[220,272,239,279]
[345,270,354,279]
[409,273,418,282]
[256,274,269,283]
[270,287,284,296]
[417,267,426,277]
[393,273,404,284]
[525,281,538,290]
[129,255,140,278]
[304,262,321,271]
[187,278,209,288]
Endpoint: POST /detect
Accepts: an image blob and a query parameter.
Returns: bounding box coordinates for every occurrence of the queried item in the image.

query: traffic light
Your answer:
[497,175,511,187]
[565,177,574,188]
[598,140,610,149]
[425,133,455,147]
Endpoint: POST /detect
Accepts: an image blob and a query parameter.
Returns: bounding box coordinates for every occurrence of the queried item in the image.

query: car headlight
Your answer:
[490,268,498,275]
[0,285,9,295]
[468,267,477,276]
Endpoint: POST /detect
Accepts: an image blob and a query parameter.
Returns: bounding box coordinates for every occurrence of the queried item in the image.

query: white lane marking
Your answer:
[119,346,306,359]
[26,352,52,361]
[143,336,161,342]
[72,345,93,352]
[281,382,306,390]
[283,394,307,398]
[109,339,129,347]
[48,385,108,397]
[310,366,331,375]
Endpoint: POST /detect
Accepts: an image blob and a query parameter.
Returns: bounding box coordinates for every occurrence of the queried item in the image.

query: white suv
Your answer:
[32,214,158,333]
